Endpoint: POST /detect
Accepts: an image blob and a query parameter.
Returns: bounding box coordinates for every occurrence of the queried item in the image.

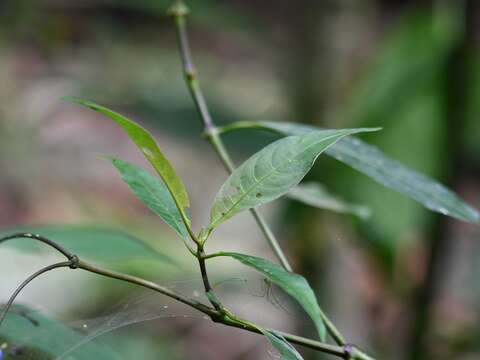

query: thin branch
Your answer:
[196,247,224,311]
[0,261,73,326]
[167,2,353,348]
[0,5,371,355]
[76,260,217,317]
[0,243,372,359]
[0,233,75,261]
[168,0,293,273]
[169,0,294,325]
[74,261,369,358]
[250,210,293,272]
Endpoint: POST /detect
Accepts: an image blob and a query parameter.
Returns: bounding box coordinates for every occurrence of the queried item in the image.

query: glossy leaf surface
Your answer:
[65,97,190,216]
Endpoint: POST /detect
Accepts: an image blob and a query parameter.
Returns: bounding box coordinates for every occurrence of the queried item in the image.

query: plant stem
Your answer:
[169,2,292,273]
[196,246,223,311]
[78,260,373,359]
[76,260,216,316]
[196,249,212,292]
[0,235,372,360]
[0,233,75,260]
[77,261,371,358]
[0,261,72,326]
[168,1,351,347]
[249,210,293,272]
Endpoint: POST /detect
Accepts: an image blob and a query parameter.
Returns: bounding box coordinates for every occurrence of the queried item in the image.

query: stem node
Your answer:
[167,0,189,18]
[68,255,80,269]
[185,68,196,82]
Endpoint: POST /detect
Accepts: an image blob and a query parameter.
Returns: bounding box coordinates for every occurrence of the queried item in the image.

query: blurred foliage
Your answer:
[0,305,119,360]
[0,0,479,359]
[464,52,480,160]
[327,6,462,260]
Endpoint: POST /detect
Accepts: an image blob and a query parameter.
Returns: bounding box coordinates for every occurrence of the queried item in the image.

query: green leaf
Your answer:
[0,304,120,359]
[218,252,327,341]
[218,121,480,224]
[64,97,190,217]
[209,128,378,229]
[0,225,176,265]
[260,329,304,360]
[109,157,190,240]
[288,182,371,220]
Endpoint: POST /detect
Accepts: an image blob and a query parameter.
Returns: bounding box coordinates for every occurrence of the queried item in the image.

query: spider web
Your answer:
[1,275,308,360]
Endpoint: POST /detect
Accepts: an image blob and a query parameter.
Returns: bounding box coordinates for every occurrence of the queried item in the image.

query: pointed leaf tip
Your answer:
[66,97,190,215]
[219,120,480,224]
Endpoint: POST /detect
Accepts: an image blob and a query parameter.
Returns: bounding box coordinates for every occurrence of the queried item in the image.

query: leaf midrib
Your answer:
[130,171,185,236]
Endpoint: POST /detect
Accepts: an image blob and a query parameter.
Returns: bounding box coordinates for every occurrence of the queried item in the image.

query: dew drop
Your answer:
[163,305,169,309]
[82,324,88,329]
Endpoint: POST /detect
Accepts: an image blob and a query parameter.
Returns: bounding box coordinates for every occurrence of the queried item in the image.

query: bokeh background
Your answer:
[0,0,479,359]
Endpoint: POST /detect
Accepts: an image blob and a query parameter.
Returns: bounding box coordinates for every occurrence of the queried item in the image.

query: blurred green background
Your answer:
[0,0,479,359]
